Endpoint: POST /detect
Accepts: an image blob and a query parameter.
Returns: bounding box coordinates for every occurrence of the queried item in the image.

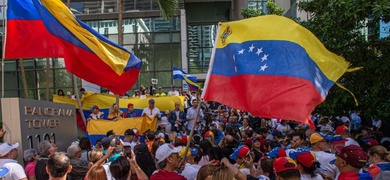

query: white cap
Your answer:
[0,143,19,156]
[155,144,182,163]
[157,133,165,139]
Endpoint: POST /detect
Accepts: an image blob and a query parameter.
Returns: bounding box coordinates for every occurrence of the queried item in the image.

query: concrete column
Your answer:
[232,0,248,20]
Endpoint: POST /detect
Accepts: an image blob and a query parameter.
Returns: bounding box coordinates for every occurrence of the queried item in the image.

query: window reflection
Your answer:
[188,24,217,74]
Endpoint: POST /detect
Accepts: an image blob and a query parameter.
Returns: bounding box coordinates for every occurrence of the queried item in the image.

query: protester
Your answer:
[35,141,58,180]
[273,157,301,180]
[151,144,185,180]
[366,145,390,178]
[142,99,161,120]
[46,152,72,180]
[23,149,39,180]
[67,144,88,180]
[334,145,370,179]
[123,103,139,118]
[0,142,27,180]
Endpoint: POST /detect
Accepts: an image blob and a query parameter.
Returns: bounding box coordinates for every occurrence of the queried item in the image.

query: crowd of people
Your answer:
[1,87,390,180]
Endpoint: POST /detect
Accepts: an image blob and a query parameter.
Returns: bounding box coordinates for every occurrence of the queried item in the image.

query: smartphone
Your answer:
[123,145,132,158]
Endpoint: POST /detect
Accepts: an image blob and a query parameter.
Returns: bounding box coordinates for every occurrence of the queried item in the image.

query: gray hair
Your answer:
[66,144,81,158]
[23,149,38,162]
[39,141,54,156]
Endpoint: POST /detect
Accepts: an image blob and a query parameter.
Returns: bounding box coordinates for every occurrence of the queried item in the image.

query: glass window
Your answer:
[188,24,217,73]
[53,69,73,88]
[154,71,173,89]
[3,72,18,90]
[153,44,172,71]
[154,33,171,43]
[171,44,182,68]
[248,0,268,13]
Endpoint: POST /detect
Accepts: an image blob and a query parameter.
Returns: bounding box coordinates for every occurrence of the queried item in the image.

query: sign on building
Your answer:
[1,98,77,163]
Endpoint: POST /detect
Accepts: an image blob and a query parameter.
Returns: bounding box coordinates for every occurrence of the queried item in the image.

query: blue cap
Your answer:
[0,167,9,178]
[287,148,311,160]
[149,99,155,103]
[191,148,198,155]
[230,145,250,159]
[267,147,286,158]
[171,84,175,87]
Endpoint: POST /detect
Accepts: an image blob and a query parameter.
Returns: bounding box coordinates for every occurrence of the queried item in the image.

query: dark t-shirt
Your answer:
[35,158,49,180]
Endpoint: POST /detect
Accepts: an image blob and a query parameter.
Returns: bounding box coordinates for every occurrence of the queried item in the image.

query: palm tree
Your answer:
[157,0,178,20]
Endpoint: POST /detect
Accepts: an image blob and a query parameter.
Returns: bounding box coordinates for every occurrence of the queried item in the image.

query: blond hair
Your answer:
[88,149,104,168]
[368,145,390,162]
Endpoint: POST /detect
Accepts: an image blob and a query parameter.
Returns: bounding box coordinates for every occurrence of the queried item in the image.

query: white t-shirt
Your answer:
[276,124,291,135]
[0,159,27,180]
[312,151,339,179]
[142,107,161,119]
[102,162,114,180]
[345,137,360,146]
[168,90,179,96]
[301,173,324,180]
[181,163,201,180]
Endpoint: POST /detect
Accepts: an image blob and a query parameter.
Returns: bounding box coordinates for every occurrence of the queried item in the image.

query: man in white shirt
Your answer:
[167,84,179,96]
[0,142,28,180]
[123,129,137,150]
[180,148,201,180]
[335,125,360,146]
[142,99,161,120]
[310,133,339,179]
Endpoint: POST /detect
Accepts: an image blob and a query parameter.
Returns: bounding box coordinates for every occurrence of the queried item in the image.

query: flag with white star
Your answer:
[202,15,352,129]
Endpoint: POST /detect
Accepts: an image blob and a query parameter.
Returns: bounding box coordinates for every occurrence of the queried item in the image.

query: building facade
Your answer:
[1,0,290,100]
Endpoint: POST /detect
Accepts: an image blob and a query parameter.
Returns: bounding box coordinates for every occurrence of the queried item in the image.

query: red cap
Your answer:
[335,145,368,168]
[273,157,299,173]
[336,125,349,134]
[297,152,316,168]
[127,103,134,108]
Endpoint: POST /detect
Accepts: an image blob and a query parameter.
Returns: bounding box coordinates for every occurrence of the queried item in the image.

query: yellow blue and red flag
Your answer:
[5,0,142,94]
[202,15,351,128]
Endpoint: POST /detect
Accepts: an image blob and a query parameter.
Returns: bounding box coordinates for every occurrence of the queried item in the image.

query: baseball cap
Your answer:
[230,145,250,159]
[124,129,135,136]
[336,125,349,134]
[0,167,9,178]
[335,145,368,168]
[296,151,316,168]
[91,105,99,111]
[171,84,176,88]
[273,157,299,173]
[268,147,287,158]
[155,144,182,163]
[0,143,19,156]
[158,87,162,89]
[149,99,155,103]
[179,146,191,158]
[127,103,134,108]
[204,131,214,139]
[310,133,325,144]
[101,137,114,149]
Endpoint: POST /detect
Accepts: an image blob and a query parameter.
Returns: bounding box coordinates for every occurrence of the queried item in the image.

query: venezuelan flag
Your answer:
[203,15,350,126]
[173,67,199,91]
[5,0,142,95]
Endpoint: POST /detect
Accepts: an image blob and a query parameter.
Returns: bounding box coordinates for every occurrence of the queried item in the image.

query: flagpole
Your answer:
[1,1,6,98]
[115,0,123,105]
[201,23,221,99]
[66,0,87,126]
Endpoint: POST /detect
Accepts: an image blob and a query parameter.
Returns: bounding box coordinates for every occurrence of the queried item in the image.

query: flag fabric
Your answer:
[5,0,142,95]
[173,67,199,91]
[202,15,350,127]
